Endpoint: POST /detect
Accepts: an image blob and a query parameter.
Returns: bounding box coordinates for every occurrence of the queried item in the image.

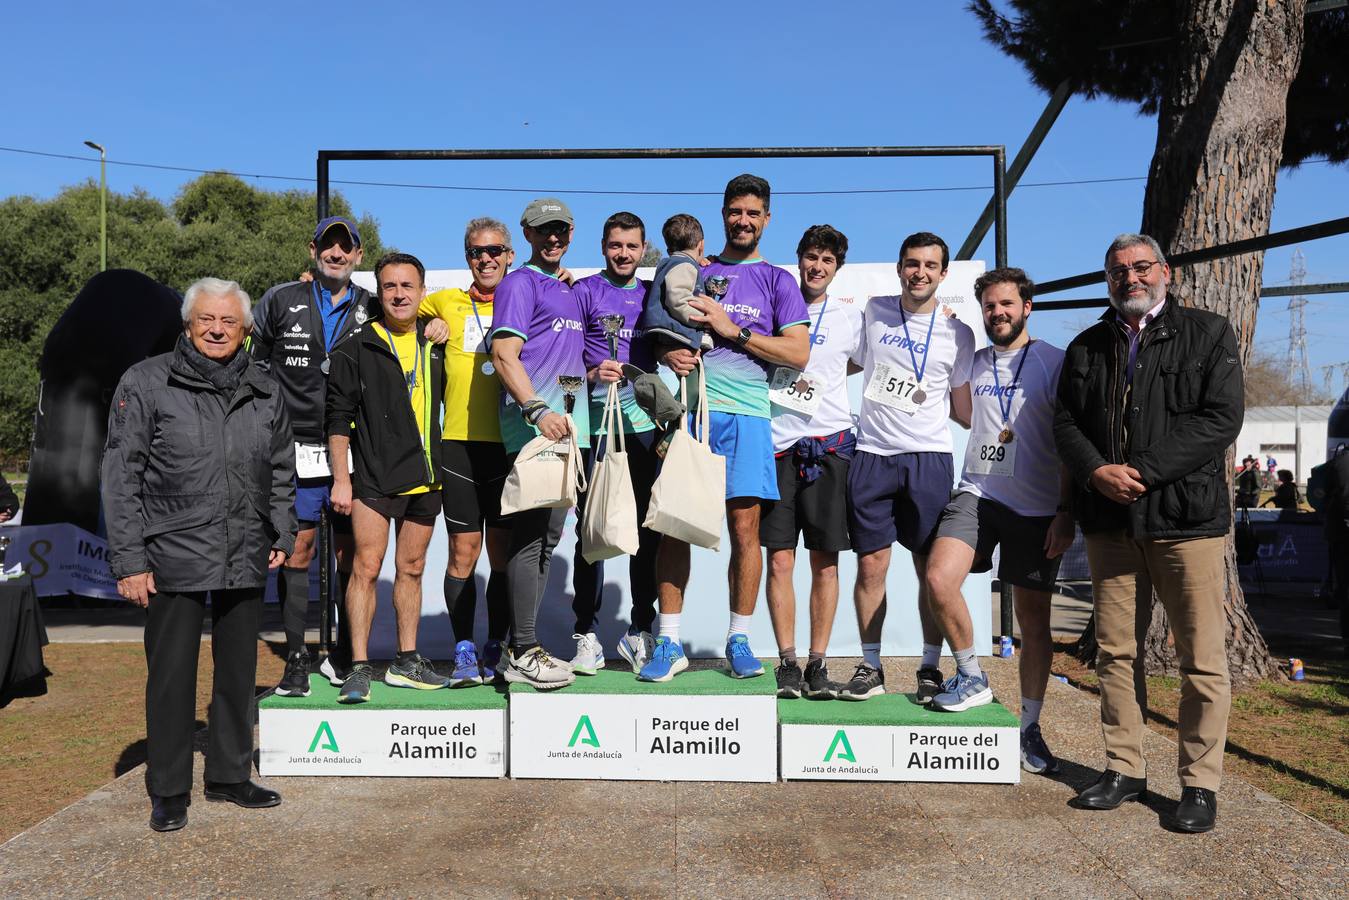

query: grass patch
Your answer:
[0,641,285,844]
[1051,645,1348,834]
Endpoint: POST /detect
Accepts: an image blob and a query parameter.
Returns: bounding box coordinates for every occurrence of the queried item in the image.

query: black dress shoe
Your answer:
[1071,770,1148,810]
[149,793,190,832]
[203,780,282,809]
[1172,787,1218,833]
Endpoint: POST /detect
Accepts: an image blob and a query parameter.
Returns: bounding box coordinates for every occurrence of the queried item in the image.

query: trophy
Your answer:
[557,375,584,414]
[599,314,626,384]
[702,275,729,346]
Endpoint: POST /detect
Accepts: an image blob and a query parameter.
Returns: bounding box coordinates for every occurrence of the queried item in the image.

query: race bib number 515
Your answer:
[769,367,822,415]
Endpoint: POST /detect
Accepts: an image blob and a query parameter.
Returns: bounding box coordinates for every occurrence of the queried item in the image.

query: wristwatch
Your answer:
[736,327,753,347]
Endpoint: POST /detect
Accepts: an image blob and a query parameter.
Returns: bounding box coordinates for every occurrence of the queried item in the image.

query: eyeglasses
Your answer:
[534,221,571,238]
[1105,260,1163,283]
[466,244,508,261]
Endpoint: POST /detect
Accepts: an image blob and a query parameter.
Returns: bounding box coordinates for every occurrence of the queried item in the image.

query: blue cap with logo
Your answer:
[313,215,362,247]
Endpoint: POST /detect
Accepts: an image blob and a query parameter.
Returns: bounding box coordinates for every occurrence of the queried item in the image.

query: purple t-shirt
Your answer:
[491,265,590,451]
[697,258,809,418]
[575,273,655,434]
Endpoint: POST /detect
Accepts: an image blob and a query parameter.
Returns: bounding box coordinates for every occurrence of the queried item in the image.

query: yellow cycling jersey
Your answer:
[419,287,503,443]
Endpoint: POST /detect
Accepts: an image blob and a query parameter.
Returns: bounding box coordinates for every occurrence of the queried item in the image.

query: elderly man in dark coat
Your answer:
[102,276,296,832]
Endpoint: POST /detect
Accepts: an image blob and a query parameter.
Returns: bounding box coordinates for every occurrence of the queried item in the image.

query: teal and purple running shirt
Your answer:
[697,258,809,418]
[491,265,591,452]
[575,272,655,434]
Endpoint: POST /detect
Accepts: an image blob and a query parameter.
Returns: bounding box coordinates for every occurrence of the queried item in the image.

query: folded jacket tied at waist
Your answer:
[776,430,856,483]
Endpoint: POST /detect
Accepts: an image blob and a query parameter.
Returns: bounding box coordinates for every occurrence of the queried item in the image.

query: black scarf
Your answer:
[177,333,249,394]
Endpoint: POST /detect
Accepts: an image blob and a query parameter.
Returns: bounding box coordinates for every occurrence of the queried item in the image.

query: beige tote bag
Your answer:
[580,382,640,563]
[643,361,725,549]
[499,412,586,516]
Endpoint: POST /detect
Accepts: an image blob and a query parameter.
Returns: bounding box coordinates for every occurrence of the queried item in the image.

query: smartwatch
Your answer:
[736,327,753,347]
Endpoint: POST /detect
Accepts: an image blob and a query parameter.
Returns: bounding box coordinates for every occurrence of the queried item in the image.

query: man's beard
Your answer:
[1109,282,1165,318]
[726,227,760,254]
[985,314,1026,347]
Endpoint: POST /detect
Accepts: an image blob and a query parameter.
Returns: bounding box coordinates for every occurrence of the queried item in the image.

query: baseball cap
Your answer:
[623,364,686,424]
[521,198,574,228]
[313,215,362,247]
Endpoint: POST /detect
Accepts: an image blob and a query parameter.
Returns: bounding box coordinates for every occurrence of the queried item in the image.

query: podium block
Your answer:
[259,676,508,777]
[508,668,777,782]
[779,693,1020,783]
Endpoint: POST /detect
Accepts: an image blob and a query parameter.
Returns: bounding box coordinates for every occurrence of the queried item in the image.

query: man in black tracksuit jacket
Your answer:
[1054,232,1242,833]
[250,215,381,695]
[323,253,450,702]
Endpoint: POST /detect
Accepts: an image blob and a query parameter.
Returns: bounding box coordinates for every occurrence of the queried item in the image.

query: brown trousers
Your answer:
[1084,531,1230,790]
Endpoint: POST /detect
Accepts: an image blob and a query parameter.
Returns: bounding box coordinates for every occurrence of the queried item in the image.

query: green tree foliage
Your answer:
[968,1,1349,167]
[0,174,386,463]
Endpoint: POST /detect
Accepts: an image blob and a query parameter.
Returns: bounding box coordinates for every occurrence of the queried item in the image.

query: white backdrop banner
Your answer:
[350,261,994,659]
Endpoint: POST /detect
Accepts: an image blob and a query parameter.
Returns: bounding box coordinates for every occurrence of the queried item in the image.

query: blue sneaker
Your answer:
[637,636,688,682]
[929,671,993,712]
[481,640,505,682]
[450,640,483,687]
[1021,723,1060,775]
[724,634,764,679]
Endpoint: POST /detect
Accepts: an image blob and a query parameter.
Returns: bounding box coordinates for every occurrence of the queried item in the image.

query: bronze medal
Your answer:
[793,378,810,394]
[912,388,927,404]
[998,427,1014,444]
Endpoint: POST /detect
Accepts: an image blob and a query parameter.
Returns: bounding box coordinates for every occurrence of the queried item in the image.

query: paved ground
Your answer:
[3,651,1346,898]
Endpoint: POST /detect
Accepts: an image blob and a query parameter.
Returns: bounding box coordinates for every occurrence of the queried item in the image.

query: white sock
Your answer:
[727,612,753,639]
[659,613,681,643]
[861,642,882,669]
[1021,697,1043,731]
[954,645,982,678]
[921,642,942,670]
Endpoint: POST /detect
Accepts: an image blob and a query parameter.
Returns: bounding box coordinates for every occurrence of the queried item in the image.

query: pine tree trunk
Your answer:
[1133,0,1307,686]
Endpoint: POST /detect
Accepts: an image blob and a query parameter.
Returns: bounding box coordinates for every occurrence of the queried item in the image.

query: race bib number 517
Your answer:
[863,363,924,413]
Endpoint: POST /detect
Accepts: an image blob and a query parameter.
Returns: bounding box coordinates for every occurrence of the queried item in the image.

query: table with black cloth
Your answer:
[0,574,49,698]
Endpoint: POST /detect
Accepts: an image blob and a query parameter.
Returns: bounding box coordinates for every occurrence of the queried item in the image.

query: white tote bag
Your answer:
[643,361,726,549]
[499,412,587,516]
[580,382,640,563]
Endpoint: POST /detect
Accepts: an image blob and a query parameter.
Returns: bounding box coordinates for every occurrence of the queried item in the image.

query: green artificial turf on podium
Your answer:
[508,665,776,696]
[259,674,507,710]
[777,692,1018,727]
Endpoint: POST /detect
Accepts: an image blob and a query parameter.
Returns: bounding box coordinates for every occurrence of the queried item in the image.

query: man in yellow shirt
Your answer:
[419,218,515,686]
[327,253,449,702]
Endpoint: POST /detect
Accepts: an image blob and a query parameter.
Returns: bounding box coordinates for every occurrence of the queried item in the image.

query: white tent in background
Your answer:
[1235,405,1332,484]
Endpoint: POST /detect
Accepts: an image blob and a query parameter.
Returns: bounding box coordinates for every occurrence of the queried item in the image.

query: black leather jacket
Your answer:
[1053,299,1243,539]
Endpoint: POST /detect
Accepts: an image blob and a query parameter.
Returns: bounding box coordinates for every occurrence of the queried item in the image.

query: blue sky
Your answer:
[3,0,1346,390]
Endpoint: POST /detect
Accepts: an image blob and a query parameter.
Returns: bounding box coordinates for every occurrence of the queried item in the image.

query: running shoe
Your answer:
[616,629,655,673]
[725,634,765,679]
[318,655,345,688]
[1021,723,1060,775]
[274,649,311,697]
[385,654,450,691]
[338,663,374,704]
[570,632,605,675]
[503,646,575,690]
[838,663,885,701]
[775,660,803,699]
[450,640,483,688]
[481,640,506,682]
[802,658,839,700]
[637,636,688,682]
[915,666,945,705]
[929,671,993,712]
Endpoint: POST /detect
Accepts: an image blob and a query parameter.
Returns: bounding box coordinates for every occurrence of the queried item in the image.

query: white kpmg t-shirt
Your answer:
[852,296,975,455]
[957,339,1065,516]
[770,296,863,451]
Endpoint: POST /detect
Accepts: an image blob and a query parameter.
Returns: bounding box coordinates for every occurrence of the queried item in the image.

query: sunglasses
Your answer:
[467,244,509,260]
[534,221,572,238]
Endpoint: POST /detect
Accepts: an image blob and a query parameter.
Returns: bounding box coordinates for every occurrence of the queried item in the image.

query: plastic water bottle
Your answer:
[998,635,1014,658]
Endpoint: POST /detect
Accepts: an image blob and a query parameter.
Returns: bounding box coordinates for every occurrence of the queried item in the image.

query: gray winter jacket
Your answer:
[101,340,297,591]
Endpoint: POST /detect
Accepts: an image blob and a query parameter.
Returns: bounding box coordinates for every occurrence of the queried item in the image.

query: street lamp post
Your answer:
[83,140,106,272]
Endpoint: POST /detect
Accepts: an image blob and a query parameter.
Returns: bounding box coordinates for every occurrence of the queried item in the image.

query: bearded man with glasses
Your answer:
[1053,233,1243,833]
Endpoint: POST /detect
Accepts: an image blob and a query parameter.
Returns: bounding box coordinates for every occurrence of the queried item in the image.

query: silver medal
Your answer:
[320,358,331,375]
[482,362,495,375]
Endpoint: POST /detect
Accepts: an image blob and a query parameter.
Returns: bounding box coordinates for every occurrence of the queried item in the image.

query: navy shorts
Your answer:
[295,477,352,534]
[846,451,954,554]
